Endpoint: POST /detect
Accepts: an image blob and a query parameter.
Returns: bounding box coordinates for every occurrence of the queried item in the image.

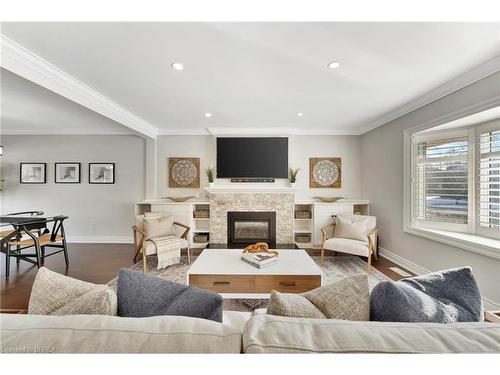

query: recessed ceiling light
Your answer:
[205,112,212,118]
[297,112,304,117]
[327,61,340,69]
[171,62,184,71]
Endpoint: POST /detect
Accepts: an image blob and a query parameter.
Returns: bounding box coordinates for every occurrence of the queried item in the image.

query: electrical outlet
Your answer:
[90,223,96,233]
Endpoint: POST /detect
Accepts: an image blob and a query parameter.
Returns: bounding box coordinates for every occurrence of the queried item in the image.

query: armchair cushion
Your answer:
[143,238,189,255]
[323,237,369,257]
[335,214,376,242]
[143,215,175,238]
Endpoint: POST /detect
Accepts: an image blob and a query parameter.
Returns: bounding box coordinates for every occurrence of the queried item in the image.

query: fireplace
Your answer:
[227,211,276,246]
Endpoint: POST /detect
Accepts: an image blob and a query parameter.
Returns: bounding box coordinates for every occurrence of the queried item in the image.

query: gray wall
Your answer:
[0,134,146,241]
[156,134,362,200]
[360,72,500,307]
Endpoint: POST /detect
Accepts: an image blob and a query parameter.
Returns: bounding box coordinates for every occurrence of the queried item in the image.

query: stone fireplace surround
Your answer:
[207,188,295,244]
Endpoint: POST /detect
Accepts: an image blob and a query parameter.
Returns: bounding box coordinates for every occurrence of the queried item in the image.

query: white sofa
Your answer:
[1,311,499,353]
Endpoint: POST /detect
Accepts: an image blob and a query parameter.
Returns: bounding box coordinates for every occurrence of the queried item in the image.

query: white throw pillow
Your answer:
[143,215,176,238]
[335,215,369,242]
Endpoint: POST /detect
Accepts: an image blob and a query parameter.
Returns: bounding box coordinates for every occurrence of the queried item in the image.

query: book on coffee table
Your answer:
[241,253,279,269]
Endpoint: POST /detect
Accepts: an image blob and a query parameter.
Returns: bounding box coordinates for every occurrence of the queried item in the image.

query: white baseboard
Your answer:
[65,236,133,244]
[378,247,431,275]
[379,247,500,311]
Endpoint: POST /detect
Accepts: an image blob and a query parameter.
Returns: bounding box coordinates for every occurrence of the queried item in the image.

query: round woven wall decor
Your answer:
[312,159,339,186]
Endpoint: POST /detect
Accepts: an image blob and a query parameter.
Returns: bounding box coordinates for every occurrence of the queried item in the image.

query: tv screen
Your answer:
[217,137,288,178]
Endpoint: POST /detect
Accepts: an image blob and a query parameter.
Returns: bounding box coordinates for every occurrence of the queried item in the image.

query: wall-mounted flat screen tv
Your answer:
[216,137,288,178]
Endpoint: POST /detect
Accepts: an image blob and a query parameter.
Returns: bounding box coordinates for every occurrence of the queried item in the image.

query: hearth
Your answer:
[227,211,276,246]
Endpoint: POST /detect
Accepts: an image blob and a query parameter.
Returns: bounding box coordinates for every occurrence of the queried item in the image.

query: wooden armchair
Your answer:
[321,214,379,271]
[133,219,191,272]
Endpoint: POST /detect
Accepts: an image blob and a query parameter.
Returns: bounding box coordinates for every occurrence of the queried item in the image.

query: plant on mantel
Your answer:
[205,165,216,187]
[288,167,300,187]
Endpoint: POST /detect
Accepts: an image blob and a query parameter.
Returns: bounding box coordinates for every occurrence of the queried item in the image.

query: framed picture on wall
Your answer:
[20,163,46,184]
[89,163,115,184]
[55,162,81,183]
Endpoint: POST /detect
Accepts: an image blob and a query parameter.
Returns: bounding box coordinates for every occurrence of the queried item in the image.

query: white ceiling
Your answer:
[1,22,500,135]
[0,68,131,134]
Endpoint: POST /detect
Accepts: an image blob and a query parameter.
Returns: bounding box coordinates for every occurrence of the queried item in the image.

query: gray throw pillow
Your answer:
[117,268,223,322]
[370,267,483,323]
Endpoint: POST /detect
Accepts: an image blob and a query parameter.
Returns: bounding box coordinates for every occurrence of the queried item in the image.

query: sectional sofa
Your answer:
[1,310,499,353]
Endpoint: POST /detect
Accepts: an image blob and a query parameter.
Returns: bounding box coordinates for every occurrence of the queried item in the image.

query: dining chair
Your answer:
[1,212,69,278]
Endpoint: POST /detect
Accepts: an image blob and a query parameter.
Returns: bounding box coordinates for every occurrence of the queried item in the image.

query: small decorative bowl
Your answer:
[314,196,344,203]
[162,196,195,202]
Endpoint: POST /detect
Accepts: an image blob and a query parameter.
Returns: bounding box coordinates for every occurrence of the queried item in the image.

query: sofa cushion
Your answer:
[143,215,175,238]
[370,267,483,323]
[28,267,117,316]
[242,314,500,353]
[266,274,369,321]
[0,313,242,353]
[117,268,223,322]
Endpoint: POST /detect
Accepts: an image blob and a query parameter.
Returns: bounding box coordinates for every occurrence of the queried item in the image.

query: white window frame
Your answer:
[411,128,474,233]
[403,105,500,260]
[476,121,500,240]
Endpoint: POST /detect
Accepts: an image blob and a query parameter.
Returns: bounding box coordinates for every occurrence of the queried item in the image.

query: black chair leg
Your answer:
[5,246,10,278]
[62,238,69,267]
[16,245,20,265]
[41,246,46,266]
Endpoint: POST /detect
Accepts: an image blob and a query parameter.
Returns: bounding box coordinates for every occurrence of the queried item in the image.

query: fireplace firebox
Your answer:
[227,211,276,246]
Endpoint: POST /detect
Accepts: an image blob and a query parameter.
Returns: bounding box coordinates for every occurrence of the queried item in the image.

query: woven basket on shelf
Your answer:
[295,211,311,219]
[193,210,210,219]
[295,234,311,243]
[193,234,209,243]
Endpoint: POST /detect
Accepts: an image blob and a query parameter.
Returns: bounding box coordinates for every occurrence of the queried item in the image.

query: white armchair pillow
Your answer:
[143,215,176,238]
[334,214,375,242]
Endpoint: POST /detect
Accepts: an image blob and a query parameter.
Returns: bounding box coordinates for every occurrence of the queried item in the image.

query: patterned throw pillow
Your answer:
[267,291,325,319]
[266,274,370,321]
[28,267,117,315]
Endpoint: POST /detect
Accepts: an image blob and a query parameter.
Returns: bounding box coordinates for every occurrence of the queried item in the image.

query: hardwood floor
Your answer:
[0,244,414,310]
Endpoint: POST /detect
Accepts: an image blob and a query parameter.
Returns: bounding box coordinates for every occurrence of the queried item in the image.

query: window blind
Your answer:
[479,129,500,230]
[415,137,469,224]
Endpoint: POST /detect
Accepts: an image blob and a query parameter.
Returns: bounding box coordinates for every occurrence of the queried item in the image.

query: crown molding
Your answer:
[359,55,500,134]
[0,34,158,139]
[0,129,134,135]
[204,127,361,136]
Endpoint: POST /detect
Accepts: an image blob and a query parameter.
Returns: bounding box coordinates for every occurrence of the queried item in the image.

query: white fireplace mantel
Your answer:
[204,186,298,194]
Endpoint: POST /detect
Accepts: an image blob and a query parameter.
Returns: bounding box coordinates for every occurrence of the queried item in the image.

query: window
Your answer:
[478,129,500,236]
[415,136,469,227]
[410,121,500,241]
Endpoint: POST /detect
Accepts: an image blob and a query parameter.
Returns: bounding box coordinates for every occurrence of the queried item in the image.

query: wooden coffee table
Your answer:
[186,249,323,299]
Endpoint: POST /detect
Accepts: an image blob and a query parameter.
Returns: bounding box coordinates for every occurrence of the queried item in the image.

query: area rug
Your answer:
[107,255,390,312]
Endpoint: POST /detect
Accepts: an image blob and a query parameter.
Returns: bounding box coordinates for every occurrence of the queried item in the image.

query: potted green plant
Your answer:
[288,167,300,188]
[205,166,216,187]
